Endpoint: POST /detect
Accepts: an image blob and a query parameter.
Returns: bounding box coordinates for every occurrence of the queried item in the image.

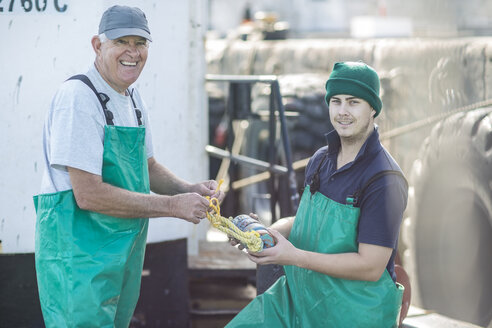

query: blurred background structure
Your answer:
[208,0,492,39]
[205,1,492,327]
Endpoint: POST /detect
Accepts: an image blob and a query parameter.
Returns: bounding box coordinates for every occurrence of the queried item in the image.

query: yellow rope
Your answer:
[206,180,263,252]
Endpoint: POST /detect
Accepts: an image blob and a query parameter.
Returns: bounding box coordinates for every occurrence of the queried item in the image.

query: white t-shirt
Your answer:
[39,64,154,194]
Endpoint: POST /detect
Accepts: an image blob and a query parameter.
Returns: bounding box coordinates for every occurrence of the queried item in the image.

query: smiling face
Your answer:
[329,94,376,143]
[92,35,149,94]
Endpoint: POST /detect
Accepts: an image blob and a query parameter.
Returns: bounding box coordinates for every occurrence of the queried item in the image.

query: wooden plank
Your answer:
[188,241,256,271]
[402,307,483,328]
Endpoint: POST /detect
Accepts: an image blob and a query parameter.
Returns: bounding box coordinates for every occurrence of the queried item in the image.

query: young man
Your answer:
[227,62,408,327]
[35,5,223,327]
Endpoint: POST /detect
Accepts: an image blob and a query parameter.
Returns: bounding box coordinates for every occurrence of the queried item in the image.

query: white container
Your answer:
[0,0,209,255]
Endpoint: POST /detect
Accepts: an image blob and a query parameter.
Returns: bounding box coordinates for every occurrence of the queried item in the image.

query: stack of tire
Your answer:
[404,107,492,327]
[273,74,333,196]
[207,74,332,223]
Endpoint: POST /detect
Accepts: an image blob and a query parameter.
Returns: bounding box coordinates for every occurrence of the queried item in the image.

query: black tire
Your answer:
[246,75,332,220]
[207,75,331,222]
[404,107,492,327]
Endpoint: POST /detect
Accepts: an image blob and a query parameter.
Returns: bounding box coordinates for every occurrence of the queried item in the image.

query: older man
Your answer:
[34,5,222,327]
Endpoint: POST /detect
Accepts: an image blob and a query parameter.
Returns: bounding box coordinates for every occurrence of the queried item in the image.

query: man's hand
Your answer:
[69,166,209,223]
[246,229,299,265]
[170,192,210,224]
[228,212,274,251]
[190,180,225,203]
[248,229,393,281]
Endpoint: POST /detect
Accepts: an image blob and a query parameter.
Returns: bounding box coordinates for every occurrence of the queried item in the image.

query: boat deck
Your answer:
[189,239,483,328]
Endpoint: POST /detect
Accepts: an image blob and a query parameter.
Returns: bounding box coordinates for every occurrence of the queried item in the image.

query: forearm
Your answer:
[71,170,175,218]
[292,249,386,281]
[148,157,191,195]
[68,166,211,222]
[249,233,393,282]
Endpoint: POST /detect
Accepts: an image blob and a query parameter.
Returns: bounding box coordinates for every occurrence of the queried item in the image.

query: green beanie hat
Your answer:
[325,61,383,117]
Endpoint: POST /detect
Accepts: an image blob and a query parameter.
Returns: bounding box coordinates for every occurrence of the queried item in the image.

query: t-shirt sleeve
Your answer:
[357,174,408,249]
[49,81,105,175]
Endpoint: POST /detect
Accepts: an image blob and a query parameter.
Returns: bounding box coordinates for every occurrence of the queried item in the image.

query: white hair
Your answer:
[98,33,110,43]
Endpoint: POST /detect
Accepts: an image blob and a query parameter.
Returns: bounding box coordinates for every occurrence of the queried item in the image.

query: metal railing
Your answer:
[206,74,299,222]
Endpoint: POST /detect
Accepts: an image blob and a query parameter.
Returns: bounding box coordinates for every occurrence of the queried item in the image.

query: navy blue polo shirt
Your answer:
[304,127,408,281]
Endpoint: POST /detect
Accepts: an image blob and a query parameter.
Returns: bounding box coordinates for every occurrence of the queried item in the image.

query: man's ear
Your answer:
[371,108,377,117]
[91,35,102,55]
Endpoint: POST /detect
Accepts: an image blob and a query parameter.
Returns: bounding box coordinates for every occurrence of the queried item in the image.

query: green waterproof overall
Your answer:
[227,185,403,327]
[34,93,149,327]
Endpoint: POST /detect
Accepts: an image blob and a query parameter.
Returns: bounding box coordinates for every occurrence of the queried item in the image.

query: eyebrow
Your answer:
[331,96,359,100]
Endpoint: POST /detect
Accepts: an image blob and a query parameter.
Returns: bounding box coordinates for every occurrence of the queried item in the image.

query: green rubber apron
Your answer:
[34,124,149,328]
[227,185,403,328]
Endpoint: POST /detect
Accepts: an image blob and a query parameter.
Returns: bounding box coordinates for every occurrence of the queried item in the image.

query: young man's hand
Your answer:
[246,229,299,266]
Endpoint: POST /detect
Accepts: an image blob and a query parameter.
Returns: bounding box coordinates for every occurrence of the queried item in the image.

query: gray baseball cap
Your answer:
[99,5,152,41]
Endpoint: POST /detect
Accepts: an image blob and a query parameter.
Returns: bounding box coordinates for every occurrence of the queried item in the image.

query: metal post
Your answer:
[226,83,238,215]
[272,80,299,214]
[268,86,278,223]
[205,74,299,221]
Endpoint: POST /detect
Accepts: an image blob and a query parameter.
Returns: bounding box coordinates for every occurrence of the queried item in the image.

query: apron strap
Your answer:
[67,74,114,125]
[309,149,330,195]
[67,75,144,126]
[348,170,408,207]
[128,88,143,126]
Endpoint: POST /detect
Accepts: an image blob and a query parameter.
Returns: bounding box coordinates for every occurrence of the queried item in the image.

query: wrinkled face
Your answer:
[328,94,375,142]
[92,35,149,94]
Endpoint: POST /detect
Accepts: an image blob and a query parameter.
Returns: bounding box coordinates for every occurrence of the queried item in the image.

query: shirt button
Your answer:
[331,178,334,181]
